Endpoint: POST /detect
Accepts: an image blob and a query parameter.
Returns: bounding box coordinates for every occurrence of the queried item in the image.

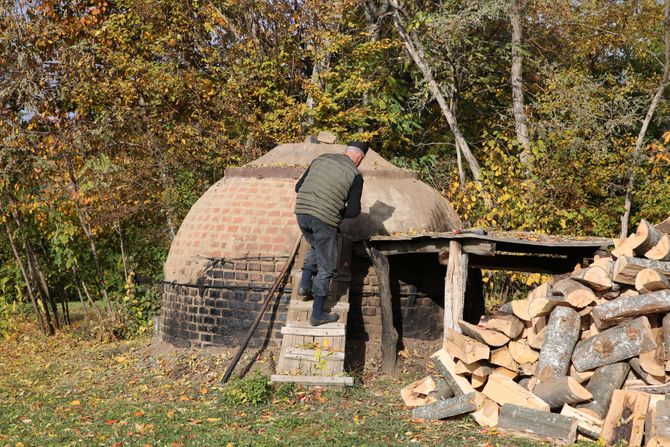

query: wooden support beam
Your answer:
[444,241,468,335]
[467,254,578,274]
[367,247,398,374]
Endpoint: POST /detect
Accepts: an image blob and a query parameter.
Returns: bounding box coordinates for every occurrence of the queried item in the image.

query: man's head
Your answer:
[345,141,368,167]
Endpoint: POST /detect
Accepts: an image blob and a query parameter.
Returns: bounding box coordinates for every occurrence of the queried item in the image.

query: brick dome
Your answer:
[164,142,461,283]
[159,141,462,349]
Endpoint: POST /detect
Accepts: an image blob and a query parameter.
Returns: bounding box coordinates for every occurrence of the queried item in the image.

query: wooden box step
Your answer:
[289,301,350,312]
[271,374,354,387]
[284,348,345,361]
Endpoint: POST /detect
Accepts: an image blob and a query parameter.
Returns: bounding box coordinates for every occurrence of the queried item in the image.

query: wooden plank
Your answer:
[283,348,345,361]
[591,290,670,329]
[444,241,468,335]
[411,392,483,420]
[497,404,578,444]
[536,306,580,382]
[289,301,350,312]
[468,254,578,274]
[572,316,657,372]
[482,373,549,411]
[601,390,650,447]
[281,326,345,336]
[270,374,354,386]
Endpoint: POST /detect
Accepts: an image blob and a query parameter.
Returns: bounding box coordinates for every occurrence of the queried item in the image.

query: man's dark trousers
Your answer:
[296,214,337,300]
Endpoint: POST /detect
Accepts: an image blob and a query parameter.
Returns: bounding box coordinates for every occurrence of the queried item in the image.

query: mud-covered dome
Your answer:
[163,141,462,283]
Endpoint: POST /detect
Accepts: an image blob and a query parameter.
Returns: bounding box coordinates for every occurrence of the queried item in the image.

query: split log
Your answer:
[431,349,475,396]
[471,373,486,388]
[401,376,437,407]
[527,294,563,318]
[454,360,491,377]
[531,376,593,408]
[613,256,670,285]
[629,357,666,386]
[612,236,636,258]
[576,362,631,420]
[504,298,531,321]
[444,329,490,364]
[591,290,670,329]
[638,327,666,377]
[635,268,670,293]
[519,362,537,376]
[411,392,483,420]
[646,234,670,261]
[657,217,670,234]
[560,405,603,441]
[571,265,612,291]
[490,346,519,371]
[497,404,577,444]
[427,378,454,401]
[526,316,547,350]
[623,382,670,393]
[482,373,549,411]
[620,288,641,298]
[552,278,596,308]
[478,313,524,339]
[457,320,509,347]
[601,390,650,447]
[508,340,539,364]
[593,255,615,276]
[569,364,594,384]
[493,366,518,380]
[633,219,665,256]
[471,397,499,427]
[573,316,656,371]
[664,313,670,372]
[536,306,580,382]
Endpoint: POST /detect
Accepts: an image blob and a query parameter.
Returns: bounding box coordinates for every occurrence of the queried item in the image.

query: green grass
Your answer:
[0,317,601,447]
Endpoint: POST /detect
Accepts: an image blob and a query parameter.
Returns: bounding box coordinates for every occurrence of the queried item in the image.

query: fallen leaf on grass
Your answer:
[105,419,118,425]
[70,400,81,406]
[206,418,221,422]
[134,410,145,417]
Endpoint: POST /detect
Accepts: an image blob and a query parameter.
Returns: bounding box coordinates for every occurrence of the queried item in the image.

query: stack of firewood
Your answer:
[402,218,670,446]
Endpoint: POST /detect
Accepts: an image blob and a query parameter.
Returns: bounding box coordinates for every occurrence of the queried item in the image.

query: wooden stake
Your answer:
[367,247,399,374]
[536,306,580,382]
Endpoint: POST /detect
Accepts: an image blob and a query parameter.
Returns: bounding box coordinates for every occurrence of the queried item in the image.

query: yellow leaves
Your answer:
[70,400,81,406]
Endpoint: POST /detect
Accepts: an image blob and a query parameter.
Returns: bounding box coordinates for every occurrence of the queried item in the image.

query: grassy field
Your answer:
[0,315,600,447]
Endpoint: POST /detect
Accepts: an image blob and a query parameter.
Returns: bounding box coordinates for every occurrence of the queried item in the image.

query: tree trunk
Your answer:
[388,0,482,181]
[510,0,531,162]
[620,0,670,237]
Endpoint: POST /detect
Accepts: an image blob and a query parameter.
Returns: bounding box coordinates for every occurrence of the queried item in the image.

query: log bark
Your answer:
[431,349,475,396]
[479,313,524,339]
[601,390,650,447]
[571,266,612,292]
[657,217,670,234]
[458,320,509,347]
[497,404,577,444]
[591,289,670,329]
[411,392,483,420]
[368,247,398,374]
[482,373,549,411]
[635,268,670,293]
[428,378,455,401]
[633,219,665,256]
[613,256,670,285]
[654,400,670,440]
[664,313,670,372]
[646,234,670,261]
[531,376,593,408]
[443,241,468,336]
[572,317,656,372]
[536,306,580,382]
[576,362,631,420]
[552,278,596,308]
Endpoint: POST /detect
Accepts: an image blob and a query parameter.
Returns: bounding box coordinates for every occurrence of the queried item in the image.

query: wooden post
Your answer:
[444,240,468,339]
[367,246,398,374]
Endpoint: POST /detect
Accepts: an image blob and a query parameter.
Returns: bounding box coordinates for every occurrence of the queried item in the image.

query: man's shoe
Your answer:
[310,312,339,327]
[298,287,311,297]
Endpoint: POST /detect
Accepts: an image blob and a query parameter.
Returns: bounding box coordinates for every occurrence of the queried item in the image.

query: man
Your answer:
[294,141,367,326]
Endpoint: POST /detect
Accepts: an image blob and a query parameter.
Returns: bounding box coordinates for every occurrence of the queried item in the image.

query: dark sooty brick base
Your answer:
[159,253,447,349]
